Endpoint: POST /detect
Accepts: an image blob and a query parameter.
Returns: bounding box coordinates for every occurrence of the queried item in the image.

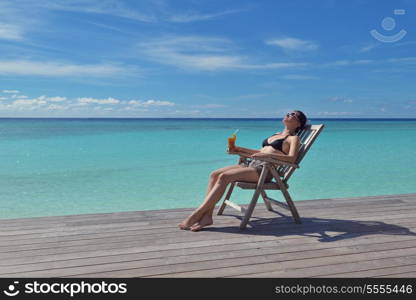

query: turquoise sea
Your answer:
[1,118,415,219]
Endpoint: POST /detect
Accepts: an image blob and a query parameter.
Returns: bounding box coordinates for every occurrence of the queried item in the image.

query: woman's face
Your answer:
[282,111,301,128]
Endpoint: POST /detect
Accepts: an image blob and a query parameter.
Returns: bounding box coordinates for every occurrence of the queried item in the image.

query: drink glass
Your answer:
[228,134,236,150]
[227,129,238,151]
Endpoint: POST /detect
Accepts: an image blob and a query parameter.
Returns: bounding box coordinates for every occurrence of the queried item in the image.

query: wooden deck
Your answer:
[0,193,416,278]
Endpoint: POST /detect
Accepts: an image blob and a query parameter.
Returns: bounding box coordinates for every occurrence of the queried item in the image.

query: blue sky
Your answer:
[0,0,415,118]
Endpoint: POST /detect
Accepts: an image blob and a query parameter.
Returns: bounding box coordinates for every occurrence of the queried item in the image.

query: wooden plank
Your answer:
[3,224,416,268]
[1,219,415,272]
[0,193,413,228]
[1,233,416,276]
[265,197,289,210]
[314,264,416,278]
[0,207,195,226]
[0,193,414,278]
[0,195,411,232]
[0,228,414,271]
[60,245,416,278]
[1,200,414,238]
[2,235,416,278]
[377,271,416,277]
[0,211,415,258]
[1,211,415,254]
[1,205,415,242]
[228,255,416,278]
[0,202,410,241]
[150,250,416,279]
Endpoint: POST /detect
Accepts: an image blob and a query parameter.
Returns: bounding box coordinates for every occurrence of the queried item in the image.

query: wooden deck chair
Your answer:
[217,124,325,229]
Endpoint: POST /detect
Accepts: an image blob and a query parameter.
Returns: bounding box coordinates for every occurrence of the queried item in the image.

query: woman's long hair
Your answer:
[294,110,307,134]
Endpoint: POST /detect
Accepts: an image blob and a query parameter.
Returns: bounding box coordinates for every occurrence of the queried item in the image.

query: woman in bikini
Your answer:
[178,110,308,231]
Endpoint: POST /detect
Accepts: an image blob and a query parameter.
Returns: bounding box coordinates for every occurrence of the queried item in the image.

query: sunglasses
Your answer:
[286,112,299,121]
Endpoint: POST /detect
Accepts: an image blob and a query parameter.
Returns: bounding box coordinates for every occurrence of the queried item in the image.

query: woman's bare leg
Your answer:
[178,165,240,230]
[180,167,260,231]
[203,164,260,220]
[187,165,242,229]
[205,165,241,195]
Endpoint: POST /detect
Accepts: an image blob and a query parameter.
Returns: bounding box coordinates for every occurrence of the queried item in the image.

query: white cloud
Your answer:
[266,37,319,51]
[192,104,226,108]
[0,93,73,112]
[0,60,131,77]
[0,1,45,42]
[47,96,66,102]
[169,9,243,23]
[122,106,149,112]
[26,95,67,102]
[0,90,179,116]
[11,94,28,99]
[317,111,357,116]
[78,97,120,105]
[238,62,308,70]
[328,96,353,103]
[354,60,373,64]
[11,98,47,106]
[7,95,67,108]
[234,93,268,100]
[0,0,246,47]
[128,99,175,107]
[46,104,67,110]
[38,0,156,23]
[325,59,374,67]
[388,57,416,63]
[138,35,234,70]
[359,43,380,53]
[138,35,308,71]
[0,23,23,40]
[282,74,318,80]
[167,109,201,116]
[2,90,20,93]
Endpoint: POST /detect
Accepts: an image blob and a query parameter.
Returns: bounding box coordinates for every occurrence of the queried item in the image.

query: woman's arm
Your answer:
[234,146,260,155]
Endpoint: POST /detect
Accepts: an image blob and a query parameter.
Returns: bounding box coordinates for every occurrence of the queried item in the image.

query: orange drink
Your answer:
[228,134,236,150]
[227,129,239,151]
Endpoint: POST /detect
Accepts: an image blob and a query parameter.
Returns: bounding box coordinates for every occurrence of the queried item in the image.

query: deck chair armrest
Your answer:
[253,156,300,168]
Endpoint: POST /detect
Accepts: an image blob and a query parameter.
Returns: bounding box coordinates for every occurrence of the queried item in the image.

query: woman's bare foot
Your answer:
[190,213,213,231]
[178,213,201,230]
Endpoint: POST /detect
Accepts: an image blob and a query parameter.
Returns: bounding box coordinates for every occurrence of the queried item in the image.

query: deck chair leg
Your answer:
[217,182,235,215]
[268,166,301,224]
[240,165,269,229]
[280,186,301,224]
[261,191,273,211]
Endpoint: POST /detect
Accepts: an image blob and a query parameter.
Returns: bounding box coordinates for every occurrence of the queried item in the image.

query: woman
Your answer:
[179,110,308,231]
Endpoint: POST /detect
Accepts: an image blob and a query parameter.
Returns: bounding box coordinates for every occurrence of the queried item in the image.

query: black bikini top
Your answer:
[262,134,289,152]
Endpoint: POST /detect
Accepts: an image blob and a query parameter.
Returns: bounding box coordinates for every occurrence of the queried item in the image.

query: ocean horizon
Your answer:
[2,117,416,120]
[1,117,415,220]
